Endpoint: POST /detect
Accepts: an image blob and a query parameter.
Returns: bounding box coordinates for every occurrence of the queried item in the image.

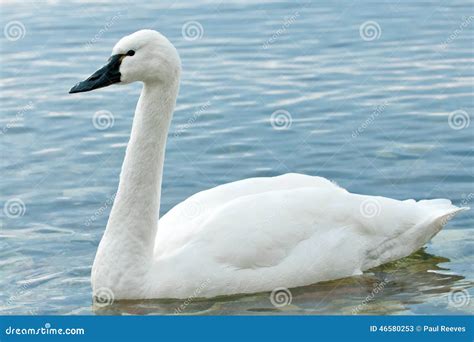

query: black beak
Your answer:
[69,54,124,94]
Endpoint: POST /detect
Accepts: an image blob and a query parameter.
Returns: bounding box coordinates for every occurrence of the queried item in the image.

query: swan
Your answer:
[70,29,467,300]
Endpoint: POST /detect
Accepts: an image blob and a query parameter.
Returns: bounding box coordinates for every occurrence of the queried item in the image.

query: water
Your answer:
[0,0,473,315]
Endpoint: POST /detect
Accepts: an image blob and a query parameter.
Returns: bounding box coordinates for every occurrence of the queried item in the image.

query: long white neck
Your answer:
[110,81,177,241]
[92,80,179,288]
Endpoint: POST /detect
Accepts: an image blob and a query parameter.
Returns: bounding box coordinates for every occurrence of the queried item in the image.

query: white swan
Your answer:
[70,30,467,300]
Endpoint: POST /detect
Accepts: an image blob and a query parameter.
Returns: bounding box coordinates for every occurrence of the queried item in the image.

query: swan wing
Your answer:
[155,173,340,255]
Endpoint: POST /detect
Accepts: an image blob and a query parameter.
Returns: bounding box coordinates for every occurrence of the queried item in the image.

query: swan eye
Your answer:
[127,50,135,56]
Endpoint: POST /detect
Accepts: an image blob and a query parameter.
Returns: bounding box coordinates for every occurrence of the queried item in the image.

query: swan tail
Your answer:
[418,200,469,244]
[364,200,468,270]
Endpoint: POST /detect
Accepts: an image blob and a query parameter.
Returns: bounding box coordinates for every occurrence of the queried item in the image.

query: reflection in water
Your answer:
[93,249,470,315]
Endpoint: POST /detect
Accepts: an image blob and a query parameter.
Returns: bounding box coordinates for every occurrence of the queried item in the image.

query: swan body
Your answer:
[153,174,465,299]
[70,30,467,300]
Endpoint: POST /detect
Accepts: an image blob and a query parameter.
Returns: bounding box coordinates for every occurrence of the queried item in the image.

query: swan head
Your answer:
[69,29,181,93]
